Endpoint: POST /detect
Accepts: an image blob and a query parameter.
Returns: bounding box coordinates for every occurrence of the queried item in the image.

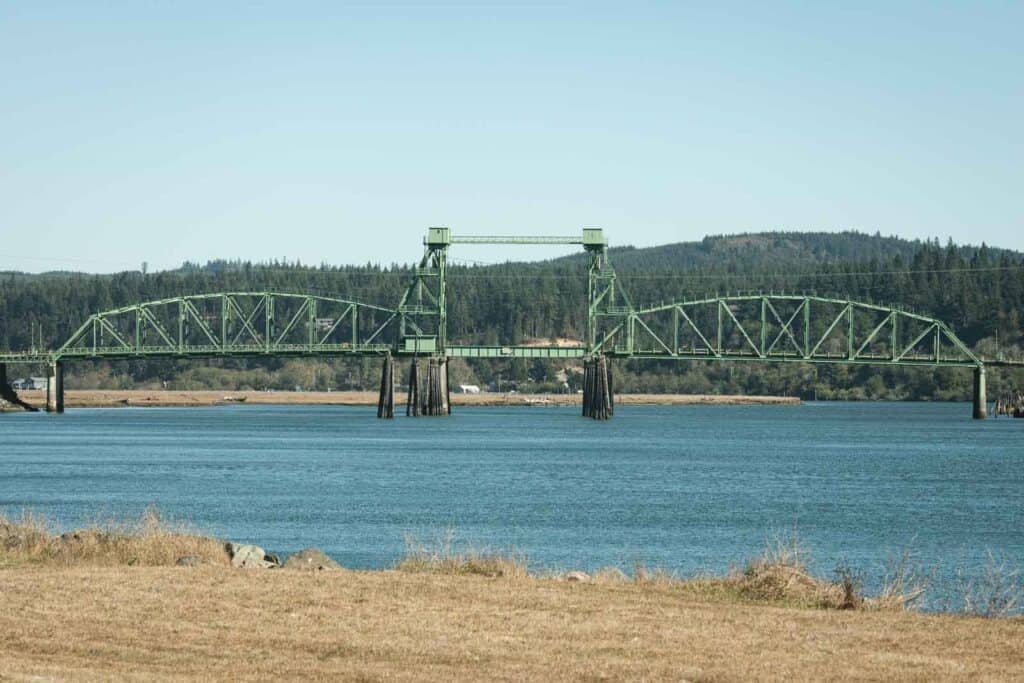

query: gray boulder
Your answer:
[564,570,591,583]
[176,555,203,567]
[227,542,280,569]
[283,547,342,571]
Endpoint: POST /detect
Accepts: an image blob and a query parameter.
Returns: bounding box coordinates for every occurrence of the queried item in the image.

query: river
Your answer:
[2,402,1021,606]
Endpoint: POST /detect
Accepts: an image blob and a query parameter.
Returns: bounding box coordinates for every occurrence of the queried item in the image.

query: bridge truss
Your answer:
[2,227,1018,418]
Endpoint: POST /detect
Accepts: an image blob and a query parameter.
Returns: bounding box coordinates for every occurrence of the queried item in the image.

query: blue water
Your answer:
[2,402,1022,604]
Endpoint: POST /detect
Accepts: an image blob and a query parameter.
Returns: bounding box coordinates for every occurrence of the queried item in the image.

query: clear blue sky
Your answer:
[2,2,1021,272]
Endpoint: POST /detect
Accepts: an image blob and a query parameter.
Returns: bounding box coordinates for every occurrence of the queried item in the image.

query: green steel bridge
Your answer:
[1,228,1020,418]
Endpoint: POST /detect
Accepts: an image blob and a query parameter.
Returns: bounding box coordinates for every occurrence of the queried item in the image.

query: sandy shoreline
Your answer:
[6,389,801,409]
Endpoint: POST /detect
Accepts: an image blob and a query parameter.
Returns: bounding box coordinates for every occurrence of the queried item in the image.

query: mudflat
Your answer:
[11,389,800,409]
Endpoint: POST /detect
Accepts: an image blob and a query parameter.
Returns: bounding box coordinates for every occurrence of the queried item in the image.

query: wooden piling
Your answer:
[582,357,613,420]
[405,357,450,417]
[406,357,419,417]
[376,355,394,419]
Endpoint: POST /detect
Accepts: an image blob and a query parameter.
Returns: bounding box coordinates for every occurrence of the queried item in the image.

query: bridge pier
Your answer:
[1,363,38,411]
[377,355,395,419]
[46,361,64,413]
[406,356,450,417]
[582,356,613,420]
[973,366,987,420]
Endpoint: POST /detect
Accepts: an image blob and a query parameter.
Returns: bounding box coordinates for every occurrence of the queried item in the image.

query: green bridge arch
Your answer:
[54,292,398,361]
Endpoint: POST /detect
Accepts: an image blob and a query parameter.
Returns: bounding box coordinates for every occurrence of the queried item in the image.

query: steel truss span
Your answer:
[596,295,981,368]
[54,292,398,361]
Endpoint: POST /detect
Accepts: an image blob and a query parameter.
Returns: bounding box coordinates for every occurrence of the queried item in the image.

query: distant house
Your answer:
[12,377,47,390]
[458,384,481,394]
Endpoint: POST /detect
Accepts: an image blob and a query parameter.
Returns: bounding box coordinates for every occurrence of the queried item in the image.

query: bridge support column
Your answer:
[973,366,987,420]
[582,356,613,420]
[46,361,64,413]
[406,357,450,417]
[377,355,394,419]
[0,363,39,412]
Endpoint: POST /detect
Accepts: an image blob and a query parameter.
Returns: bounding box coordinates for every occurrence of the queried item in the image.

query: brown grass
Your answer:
[396,532,530,579]
[2,519,1022,679]
[0,508,229,568]
[1,565,1022,681]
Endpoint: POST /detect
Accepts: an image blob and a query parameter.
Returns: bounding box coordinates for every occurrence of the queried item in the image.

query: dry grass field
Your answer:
[1,513,1022,681]
[2,566,1023,681]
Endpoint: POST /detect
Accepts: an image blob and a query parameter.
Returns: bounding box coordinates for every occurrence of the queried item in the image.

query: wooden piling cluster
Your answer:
[376,355,395,419]
[406,357,450,417]
[582,356,614,420]
[993,391,1024,418]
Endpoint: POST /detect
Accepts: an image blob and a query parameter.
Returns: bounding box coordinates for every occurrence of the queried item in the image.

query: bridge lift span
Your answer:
[1,228,1017,419]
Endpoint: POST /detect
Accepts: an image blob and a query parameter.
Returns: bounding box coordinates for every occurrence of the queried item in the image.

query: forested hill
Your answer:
[592,231,1012,272]
[2,230,1023,400]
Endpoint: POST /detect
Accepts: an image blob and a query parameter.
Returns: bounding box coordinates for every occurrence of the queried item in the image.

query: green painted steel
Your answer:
[1,228,1016,373]
[594,294,983,368]
[38,292,398,362]
[447,346,586,359]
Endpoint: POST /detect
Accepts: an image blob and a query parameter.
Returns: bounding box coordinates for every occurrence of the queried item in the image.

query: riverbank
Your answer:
[1,514,1021,680]
[7,389,802,409]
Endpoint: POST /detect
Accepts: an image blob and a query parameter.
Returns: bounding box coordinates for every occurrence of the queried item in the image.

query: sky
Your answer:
[1,2,1021,273]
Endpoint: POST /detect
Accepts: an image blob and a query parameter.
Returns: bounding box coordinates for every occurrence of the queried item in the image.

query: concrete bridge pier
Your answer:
[973,366,987,420]
[46,361,64,414]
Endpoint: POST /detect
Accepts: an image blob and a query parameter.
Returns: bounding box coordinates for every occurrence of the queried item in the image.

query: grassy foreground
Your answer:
[1,514,1022,681]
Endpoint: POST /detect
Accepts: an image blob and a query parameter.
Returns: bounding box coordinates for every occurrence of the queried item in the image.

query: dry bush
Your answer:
[722,531,847,609]
[869,547,929,611]
[396,531,528,579]
[0,507,229,568]
[955,551,1023,618]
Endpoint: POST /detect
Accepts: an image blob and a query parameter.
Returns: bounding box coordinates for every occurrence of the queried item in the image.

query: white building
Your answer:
[458,384,481,394]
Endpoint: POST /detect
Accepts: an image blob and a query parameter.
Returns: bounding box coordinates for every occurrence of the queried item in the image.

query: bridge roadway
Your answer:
[1,228,1021,419]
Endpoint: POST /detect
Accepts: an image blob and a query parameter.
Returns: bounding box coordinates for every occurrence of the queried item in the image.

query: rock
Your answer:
[227,542,279,569]
[564,570,591,583]
[283,547,341,571]
[176,555,203,567]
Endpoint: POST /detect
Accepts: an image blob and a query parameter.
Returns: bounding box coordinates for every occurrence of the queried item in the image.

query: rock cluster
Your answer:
[178,543,343,571]
[282,547,342,571]
[226,542,281,569]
